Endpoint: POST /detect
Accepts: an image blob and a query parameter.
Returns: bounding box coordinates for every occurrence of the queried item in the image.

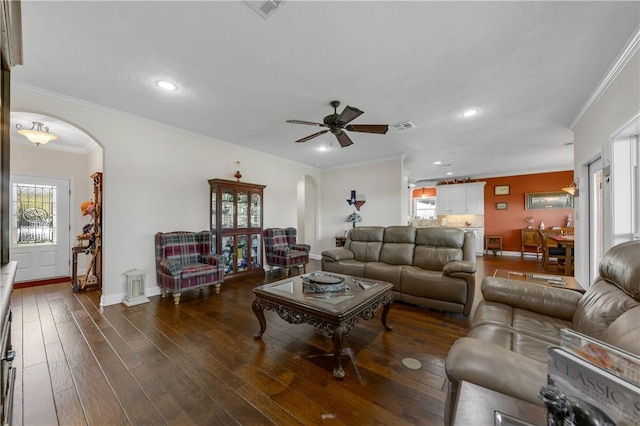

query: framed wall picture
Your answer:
[494,185,510,195]
[525,192,573,210]
[496,202,507,210]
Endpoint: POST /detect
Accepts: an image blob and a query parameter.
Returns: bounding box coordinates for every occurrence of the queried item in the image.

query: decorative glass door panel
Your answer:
[221,190,234,229]
[251,193,261,228]
[211,191,217,230]
[251,233,261,269]
[221,235,235,275]
[237,192,249,228]
[13,183,57,245]
[237,234,248,272]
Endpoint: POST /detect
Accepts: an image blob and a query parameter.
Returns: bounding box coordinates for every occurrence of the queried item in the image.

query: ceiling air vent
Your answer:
[244,0,284,19]
[391,121,415,131]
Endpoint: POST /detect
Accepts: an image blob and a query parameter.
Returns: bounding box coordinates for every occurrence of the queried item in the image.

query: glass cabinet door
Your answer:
[237,234,248,272]
[222,235,235,275]
[251,233,261,269]
[221,190,235,229]
[237,192,249,228]
[211,191,217,230]
[251,193,261,228]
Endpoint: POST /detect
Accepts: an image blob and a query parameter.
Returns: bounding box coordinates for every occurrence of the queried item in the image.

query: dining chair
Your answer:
[538,229,568,273]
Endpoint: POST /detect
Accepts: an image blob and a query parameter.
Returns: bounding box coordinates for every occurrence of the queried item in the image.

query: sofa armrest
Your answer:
[443,260,476,275]
[445,337,547,406]
[159,259,182,276]
[289,243,311,253]
[321,248,355,262]
[481,277,581,321]
[201,253,222,266]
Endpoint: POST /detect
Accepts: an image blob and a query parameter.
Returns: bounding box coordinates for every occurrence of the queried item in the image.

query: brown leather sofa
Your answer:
[321,226,477,315]
[444,240,640,425]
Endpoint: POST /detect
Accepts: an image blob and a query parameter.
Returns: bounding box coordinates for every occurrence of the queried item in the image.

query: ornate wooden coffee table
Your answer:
[252,273,394,379]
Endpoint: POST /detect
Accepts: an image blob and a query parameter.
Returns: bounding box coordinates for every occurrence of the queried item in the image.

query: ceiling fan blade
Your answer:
[336,105,364,125]
[345,124,389,134]
[295,129,329,143]
[335,131,354,148]
[286,119,327,127]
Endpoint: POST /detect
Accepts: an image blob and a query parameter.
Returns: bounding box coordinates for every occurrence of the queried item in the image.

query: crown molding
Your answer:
[571,26,640,130]
[12,82,320,170]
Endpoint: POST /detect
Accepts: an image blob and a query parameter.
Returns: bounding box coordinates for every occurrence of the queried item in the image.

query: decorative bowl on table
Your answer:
[302,272,346,293]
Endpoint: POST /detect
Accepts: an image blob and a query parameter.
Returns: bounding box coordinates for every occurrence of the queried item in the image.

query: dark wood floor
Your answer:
[11,254,547,426]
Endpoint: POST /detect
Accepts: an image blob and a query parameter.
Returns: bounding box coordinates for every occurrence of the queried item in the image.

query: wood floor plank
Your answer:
[129,363,196,426]
[23,362,57,425]
[55,320,129,425]
[68,361,130,425]
[22,319,46,368]
[45,340,75,393]
[136,345,235,424]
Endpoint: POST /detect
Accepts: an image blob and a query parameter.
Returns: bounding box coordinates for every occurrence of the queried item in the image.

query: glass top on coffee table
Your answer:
[493,269,584,293]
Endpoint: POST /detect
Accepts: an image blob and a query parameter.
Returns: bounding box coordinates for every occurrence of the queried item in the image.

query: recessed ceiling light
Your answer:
[155,80,178,91]
[433,161,442,165]
[316,146,329,152]
[461,109,479,117]
[446,172,453,176]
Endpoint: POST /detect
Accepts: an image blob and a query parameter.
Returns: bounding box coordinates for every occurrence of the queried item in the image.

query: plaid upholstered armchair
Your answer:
[154,231,224,305]
[263,227,310,277]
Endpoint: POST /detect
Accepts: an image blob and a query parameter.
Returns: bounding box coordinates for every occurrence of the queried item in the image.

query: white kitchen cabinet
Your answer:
[436,182,486,214]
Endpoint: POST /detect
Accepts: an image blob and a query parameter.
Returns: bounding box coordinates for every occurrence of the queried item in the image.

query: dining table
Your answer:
[549,234,575,275]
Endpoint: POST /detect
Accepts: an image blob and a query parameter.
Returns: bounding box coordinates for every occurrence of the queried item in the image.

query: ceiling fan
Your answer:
[286,100,389,148]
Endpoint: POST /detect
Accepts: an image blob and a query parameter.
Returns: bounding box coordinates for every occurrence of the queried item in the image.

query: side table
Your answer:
[335,236,346,247]
[453,381,545,425]
[485,235,503,255]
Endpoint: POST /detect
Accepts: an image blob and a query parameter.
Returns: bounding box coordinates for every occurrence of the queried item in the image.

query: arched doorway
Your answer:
[10,112,103,284]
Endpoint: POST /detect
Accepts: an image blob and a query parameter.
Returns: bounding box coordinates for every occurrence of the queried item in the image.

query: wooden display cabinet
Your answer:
[209,178,266,279]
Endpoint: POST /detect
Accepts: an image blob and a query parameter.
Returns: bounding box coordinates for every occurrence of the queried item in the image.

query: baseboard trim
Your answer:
[15,276,71,289]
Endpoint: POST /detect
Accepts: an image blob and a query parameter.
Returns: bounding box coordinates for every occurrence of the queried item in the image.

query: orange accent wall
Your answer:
[484,171,574,252]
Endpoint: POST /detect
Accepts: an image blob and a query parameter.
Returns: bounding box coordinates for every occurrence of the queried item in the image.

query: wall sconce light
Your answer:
[562,179,579,197]
[16,121,58,146]
[123,269,149,307]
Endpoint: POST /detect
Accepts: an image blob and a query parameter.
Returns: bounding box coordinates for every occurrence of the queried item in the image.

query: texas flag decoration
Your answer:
[346,190,366,211]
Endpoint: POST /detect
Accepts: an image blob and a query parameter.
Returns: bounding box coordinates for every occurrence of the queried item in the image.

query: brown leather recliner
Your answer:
[443,240,640,425]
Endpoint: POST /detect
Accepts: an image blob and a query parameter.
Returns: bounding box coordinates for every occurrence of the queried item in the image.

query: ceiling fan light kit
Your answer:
[287,100,389,148]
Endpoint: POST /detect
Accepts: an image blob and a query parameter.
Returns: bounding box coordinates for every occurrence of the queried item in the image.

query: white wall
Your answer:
[12,86,320,305]
[319,158,404,253]
[573,48,640,285]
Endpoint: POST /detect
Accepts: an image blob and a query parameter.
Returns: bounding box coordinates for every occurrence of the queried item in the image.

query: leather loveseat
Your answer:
[321,226,477,316]
[444,240,640,425]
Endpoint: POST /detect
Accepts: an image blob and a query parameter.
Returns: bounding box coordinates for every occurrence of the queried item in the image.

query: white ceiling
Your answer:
[11,1,640,182]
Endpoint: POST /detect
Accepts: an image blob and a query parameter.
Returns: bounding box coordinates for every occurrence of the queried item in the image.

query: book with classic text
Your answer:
[544,346,640,426]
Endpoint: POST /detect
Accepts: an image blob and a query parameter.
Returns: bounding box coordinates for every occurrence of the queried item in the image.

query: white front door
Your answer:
[10,175,71,282]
